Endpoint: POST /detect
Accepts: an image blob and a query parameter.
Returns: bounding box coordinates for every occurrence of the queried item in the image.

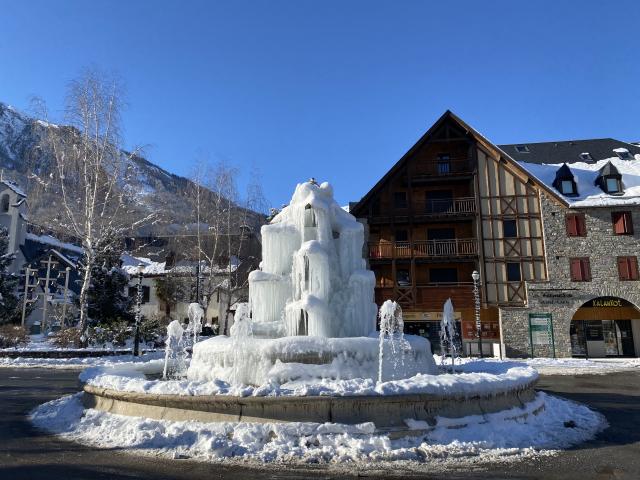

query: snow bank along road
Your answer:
[1,368,639,480]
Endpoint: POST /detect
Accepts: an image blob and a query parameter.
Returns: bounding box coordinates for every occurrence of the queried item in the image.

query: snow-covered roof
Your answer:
[25,233,84,254]
[519,156,640,207]
[120,254,239,276]
[1,180,26,197]
[120,254,167,276]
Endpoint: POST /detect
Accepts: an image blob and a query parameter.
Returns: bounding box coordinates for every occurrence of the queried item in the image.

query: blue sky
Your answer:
[1,0,639,208]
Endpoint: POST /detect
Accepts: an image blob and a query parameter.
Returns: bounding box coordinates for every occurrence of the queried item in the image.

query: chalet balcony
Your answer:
[422,197,476,216]
[375,282,475,309]
[411,155,474,178]
[368,238,478,259]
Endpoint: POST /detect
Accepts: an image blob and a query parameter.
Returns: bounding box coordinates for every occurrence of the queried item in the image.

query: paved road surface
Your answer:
[0,368,638,480]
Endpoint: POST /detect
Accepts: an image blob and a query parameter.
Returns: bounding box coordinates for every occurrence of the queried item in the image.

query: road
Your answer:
[0,368,638,480]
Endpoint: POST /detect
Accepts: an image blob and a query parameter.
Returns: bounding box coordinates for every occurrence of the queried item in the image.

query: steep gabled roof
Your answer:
[350,111,568,215]
[0,180,27,198]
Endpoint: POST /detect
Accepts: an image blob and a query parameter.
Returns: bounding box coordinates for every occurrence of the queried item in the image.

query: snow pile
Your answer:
[30,391,606,467]
[120,254,167,275]
[80,355,532,398]
[523,357,640,375]
[520,156,640,206]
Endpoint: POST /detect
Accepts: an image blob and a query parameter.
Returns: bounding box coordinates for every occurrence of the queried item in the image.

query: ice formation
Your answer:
[186,302,204,346]
[188,180,438,386]
[163,320,188,380]
[249,180,377,338]
[377,300,410,383]
[439,299,459,372]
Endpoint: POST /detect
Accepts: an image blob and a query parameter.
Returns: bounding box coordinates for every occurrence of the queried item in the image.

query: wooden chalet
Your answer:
[350,111,566,354]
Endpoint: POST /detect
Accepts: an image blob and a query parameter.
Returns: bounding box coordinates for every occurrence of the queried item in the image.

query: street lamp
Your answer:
[133,263,144,357]
[472,270,482,358]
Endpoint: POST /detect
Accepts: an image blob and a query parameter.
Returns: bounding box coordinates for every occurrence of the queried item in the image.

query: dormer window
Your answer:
[595,161,624,195]
[514,145,530,153]
[552,163,578,197]
[614,148,632,160]
[579,152,593,161]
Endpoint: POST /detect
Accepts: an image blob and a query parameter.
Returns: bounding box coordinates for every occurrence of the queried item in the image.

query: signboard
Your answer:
[403,311,462,321]
[529,313,555,357]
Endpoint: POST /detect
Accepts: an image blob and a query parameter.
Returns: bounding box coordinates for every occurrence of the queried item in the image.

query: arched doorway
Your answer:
[570,296,640,357]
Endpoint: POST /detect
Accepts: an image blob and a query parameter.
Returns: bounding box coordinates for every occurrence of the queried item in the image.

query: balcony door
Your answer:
[426,190,454,214]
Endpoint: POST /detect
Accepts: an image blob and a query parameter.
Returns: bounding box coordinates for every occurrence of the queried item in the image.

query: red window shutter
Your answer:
[624,212,634,234]
[577,214,587,236]
[618,257,630,280]
[631,257,639,280]
[613,213,624,234]
[581,258,591,281]
[566,215,577,236]
[570,259,581,281]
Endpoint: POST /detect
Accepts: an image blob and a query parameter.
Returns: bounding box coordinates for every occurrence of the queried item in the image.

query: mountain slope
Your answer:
[0,102,263,236]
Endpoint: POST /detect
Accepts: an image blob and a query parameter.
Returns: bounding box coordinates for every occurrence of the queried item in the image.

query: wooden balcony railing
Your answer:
[423,197,476,215]
[374,283,476,309]
[411,156,474,177]
[368,239,478,259]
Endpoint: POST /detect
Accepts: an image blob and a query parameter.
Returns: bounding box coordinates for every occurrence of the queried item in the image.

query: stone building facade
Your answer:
[500,194,640,357]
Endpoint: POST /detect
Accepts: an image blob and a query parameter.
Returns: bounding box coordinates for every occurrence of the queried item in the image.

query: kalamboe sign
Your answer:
[528,313,556,357]
[586,297,633,308]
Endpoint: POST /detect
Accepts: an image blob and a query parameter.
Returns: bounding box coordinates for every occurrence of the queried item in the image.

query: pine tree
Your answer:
[83,228,133,325]
[0,227,22,324]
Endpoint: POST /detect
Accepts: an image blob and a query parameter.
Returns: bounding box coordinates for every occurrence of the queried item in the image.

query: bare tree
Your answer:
[187,160,266,333]
[36,68,151,345]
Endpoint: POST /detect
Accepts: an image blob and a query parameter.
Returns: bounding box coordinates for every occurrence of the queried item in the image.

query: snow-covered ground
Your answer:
[432,355,640,376]
[0,351,164,369]
[30,391,606,468]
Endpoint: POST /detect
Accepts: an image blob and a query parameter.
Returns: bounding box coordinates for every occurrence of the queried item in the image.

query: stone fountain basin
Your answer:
[81,381,538,429]
[79,357,539,431]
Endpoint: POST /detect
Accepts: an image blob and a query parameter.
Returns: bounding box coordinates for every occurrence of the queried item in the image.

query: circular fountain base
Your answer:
[81,379,538,429]
[187,334,438,386]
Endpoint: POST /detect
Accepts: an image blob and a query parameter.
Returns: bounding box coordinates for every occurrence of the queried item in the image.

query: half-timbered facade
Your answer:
[350,111,564,355]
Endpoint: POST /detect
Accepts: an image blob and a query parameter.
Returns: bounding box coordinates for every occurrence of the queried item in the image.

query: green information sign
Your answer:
[528,313,556,358]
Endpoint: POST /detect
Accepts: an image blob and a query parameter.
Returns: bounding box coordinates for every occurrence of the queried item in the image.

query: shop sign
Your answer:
[528,313,556,357]
[403,311,462,321]
[586,297,632,308]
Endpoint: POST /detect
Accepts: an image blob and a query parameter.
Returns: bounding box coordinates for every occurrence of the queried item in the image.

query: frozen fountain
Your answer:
[188,180,437,385]
[79,180,540,436]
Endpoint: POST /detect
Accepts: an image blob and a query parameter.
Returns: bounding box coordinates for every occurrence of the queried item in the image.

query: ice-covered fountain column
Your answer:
[248,180,377,338]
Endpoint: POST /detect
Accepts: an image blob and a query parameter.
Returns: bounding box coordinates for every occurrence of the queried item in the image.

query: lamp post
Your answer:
[133,263,144,357]
[472,270,482,358]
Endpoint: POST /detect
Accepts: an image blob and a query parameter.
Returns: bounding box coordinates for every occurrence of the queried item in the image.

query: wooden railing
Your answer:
[374,283,476,309]
[412,156,474,176]
[423,197,476,215]
[369,239,478,259]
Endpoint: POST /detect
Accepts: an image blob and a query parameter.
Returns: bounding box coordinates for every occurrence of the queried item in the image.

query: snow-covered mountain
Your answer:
[0,102,262,236]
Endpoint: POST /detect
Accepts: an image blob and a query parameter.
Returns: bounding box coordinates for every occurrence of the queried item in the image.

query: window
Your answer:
[614,149,632,160]
[393,191,407,209]
[506,262,521,282]
[425,190,453,213]
[565,213,587,237]
[429,268,458,283]
[606,177,622,194]
[503,219,517,238]
[514,145,530,153]
[437,154,451,175]
[396,269,411,286]
[612,211,633,235]
[579,152,593,161]
[0,194,9,213]
[427,228,455,240]
[561,180,577,195]
[617,256,639,281]
[128,286,151,303]
[394,230,408,242]
[570,258,592,282]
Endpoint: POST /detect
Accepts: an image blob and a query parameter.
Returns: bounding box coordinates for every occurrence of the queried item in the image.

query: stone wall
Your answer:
[500,193,640,357]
